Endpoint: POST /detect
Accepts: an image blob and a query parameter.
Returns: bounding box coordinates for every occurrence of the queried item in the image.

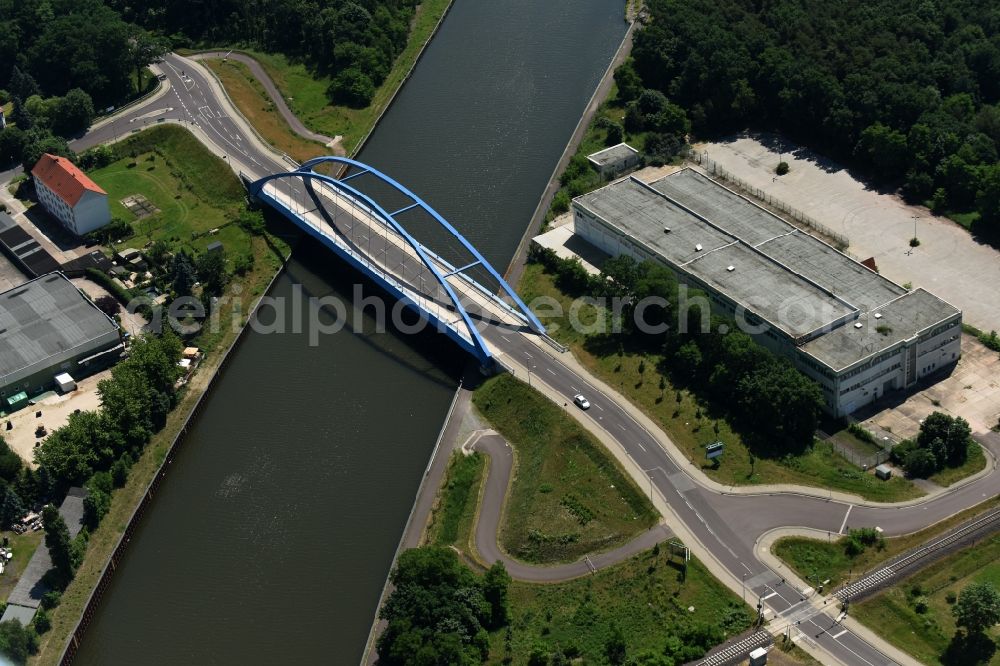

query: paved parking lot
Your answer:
[696,134,1000,332]
[858,335,1000,442]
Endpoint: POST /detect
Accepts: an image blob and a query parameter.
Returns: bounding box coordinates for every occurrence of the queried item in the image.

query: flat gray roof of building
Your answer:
[685,243,855,337]
[649,168,792,246]
[800,288,961,371]
[0,273,120,389]
[588,143,639,167]
[576,177,854,338]
[649,169,909,311]
[574,168,959,369]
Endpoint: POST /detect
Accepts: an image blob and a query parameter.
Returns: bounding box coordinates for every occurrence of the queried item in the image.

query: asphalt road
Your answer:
[19,51,999,665]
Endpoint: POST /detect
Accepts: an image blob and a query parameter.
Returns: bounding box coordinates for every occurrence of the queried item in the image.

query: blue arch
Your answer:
[249,159,544,363]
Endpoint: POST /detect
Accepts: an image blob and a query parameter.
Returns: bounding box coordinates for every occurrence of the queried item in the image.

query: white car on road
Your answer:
[573,394,590,410]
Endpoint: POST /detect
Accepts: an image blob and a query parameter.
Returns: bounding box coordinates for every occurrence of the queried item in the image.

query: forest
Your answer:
[0,0,419,169]
[110,0,421,107]
[626,0,1000,231]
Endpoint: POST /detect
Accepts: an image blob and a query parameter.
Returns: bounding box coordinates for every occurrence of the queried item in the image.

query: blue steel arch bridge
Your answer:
[247,157,546,365]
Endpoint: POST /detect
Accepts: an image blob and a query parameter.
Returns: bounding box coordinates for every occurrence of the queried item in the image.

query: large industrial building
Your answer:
[572,169,962,417]
[0,273,122,410]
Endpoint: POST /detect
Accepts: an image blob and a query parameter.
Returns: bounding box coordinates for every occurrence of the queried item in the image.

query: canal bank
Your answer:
[67,3,629,664]
[360,11,639,661]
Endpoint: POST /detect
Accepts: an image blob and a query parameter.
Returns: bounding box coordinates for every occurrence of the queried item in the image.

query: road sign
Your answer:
[706,441,724,459]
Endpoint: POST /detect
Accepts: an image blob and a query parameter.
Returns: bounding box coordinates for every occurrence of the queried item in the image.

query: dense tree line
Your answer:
[376,547,511,664]
[0,0,166,168]
[627,0,1000,230]
[111,0,420,107]
[530,248,824,453]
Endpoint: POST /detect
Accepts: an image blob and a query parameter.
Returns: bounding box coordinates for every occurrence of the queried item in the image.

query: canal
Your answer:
[73,2,627,663]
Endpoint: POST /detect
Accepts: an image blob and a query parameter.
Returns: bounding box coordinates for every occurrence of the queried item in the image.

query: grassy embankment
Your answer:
[197,0,452,159]
[518,264,929,502]
[424,375,756,663]
[772,494,1000,591]
[470,374,657,564]
[32,125,293,665]
[853,532,1000,665]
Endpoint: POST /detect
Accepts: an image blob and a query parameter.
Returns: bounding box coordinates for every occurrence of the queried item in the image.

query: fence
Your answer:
[689,152,851,251]
[828,439,891,470]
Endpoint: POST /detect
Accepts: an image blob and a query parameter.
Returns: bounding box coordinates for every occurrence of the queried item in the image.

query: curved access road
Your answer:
[190,51,336,147]
[470,432,673,582]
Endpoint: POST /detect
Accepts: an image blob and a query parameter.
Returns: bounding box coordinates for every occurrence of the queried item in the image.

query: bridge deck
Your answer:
[260,178,529,354]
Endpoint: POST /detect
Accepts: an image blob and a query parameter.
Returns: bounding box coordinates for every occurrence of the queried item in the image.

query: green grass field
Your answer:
[853,533,1000,665]
[424,427,756,664]
[425,451,486,551]
[493,548,751,663]
[192,0,452,155]
[89,125,249,259]
[472,374,657,564]
[773,495,1000,591]
[518,265,924,502]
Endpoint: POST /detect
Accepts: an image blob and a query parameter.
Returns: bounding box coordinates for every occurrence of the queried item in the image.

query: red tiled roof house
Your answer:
[31,154,111,236]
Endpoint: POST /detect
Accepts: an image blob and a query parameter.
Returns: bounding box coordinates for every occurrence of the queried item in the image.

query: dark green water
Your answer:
[73,2,626,663]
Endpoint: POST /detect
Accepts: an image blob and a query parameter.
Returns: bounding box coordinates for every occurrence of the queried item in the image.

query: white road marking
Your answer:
[546,368,555,376]
[763,591,779,600]
[636,442,646,452]
[831,629,848,639]
[839,505,853,534]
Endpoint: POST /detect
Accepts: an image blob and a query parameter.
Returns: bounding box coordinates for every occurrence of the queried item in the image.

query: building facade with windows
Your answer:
[572,168,962,417]
[31,153,111,236]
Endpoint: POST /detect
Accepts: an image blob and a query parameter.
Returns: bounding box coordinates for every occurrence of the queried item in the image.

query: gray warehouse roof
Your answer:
[800,289,960,371]
[574,169,960,369]
[0,273,120,389]
[576,177,856,338]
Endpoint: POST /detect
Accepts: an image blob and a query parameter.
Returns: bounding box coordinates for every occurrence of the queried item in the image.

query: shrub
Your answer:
[776,161,790,175]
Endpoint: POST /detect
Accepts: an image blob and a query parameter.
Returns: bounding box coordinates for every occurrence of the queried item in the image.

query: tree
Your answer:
[94,295,120,318]
[917,412,972,468]
[977,164,1000,228]
[606,623,628,665]
[170,251,197,296]
[51,88,95,136]
[377,547,491,664]
[0,619,39,663]
[196,249,229,297]
[42,504,75,585]
[904,447,938,478]
[606,121,625,146]
[328,68,375,108]
[8,66,40,100]
[127,28,168,94]
[0,482,25,529]
[954,582,1000,635]
[481,561,511,629]
[614,60,643,103]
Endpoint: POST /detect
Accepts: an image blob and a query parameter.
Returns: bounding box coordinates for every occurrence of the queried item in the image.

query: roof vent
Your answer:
[854,322,864,329]
[663,226,671,233]
[695,244,703,252]
[726,265,735,272]
[874,313,883,319]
